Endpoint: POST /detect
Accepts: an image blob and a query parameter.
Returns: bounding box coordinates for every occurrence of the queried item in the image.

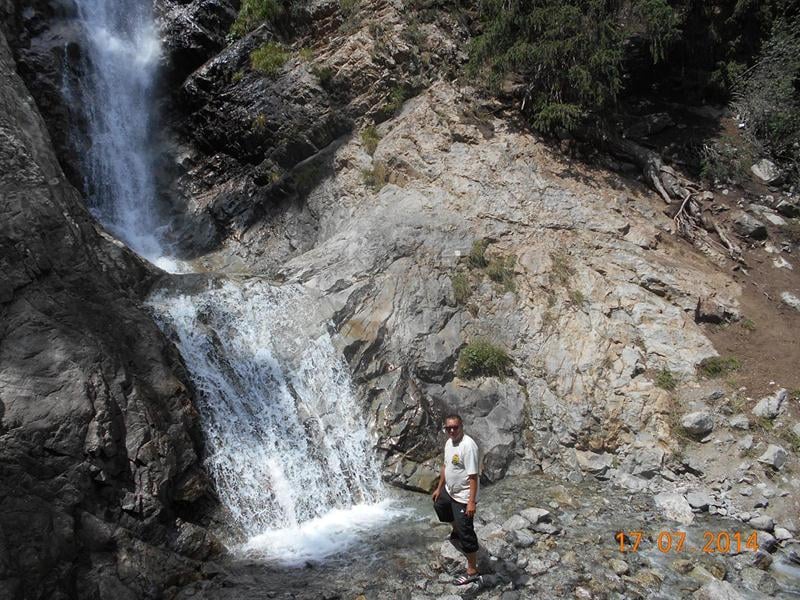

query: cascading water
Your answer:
[68,0,174,268]
[69,1,392,564]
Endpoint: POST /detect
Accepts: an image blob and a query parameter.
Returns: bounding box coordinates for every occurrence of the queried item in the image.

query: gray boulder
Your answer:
[681,412,714,438]
[686,490,714,511]
[732,211,768,240]
[749,515,775,532]
[751,159,782,184]
[575,450,614,477]
[752,389,787,419]
[758,445,788,470]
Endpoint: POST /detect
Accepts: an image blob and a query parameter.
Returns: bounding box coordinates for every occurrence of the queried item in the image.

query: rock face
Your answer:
[0,31,213,599]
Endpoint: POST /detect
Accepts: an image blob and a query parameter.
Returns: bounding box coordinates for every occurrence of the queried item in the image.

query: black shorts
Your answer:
[433,487,479,554]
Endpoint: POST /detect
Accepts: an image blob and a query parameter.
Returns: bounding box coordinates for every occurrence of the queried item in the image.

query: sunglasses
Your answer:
[443,425,461,432]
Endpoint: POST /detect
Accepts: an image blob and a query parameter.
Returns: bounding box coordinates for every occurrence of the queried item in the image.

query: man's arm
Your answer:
[466,474,478,517]
[432,463,446,501]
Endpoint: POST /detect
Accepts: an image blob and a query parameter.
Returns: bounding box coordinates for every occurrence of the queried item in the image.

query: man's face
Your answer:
[444,418,463,442]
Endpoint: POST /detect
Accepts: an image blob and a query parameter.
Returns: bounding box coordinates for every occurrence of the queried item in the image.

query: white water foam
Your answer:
[241,500,402,565]
[148,280,387,559]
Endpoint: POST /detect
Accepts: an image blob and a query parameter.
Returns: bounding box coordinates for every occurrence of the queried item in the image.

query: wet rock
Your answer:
[681,412,714,438]
[574,450,614,477]
[0,30,208,598]
[751,389,787,419]
[757,445,787,470]
[732,211,768,240]
[751,159,782,184]
[693,579,744,600]
[654,492,695,525]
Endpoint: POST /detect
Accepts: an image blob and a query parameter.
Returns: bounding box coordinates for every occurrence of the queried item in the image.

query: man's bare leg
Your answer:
[466,552,478,575]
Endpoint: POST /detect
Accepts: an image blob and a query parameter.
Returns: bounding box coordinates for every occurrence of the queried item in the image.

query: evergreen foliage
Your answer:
[231,0,283,37]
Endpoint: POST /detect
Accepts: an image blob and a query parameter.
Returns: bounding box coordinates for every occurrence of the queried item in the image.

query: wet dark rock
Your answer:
[154,0,238,87]
[0,31,212,598]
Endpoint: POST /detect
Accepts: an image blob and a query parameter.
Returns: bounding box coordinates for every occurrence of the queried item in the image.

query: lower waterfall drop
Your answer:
[149,280,391,564]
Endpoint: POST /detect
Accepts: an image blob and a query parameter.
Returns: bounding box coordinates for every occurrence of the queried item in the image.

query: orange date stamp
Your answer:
[616,531,759,554]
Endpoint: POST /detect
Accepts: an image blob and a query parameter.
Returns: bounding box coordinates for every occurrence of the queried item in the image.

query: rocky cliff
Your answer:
[0,24,217,600]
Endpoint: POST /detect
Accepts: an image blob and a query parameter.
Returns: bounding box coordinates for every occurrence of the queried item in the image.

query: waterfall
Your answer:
[68,1,391,564]
[148,281,387,562]
[69,0,174,268]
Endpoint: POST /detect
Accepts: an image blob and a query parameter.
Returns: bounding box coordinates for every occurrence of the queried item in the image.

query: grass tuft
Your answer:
[251,42,288,76]
[456,340,511,379]
[468,239,489,269]
[361,125,381,156]
[451,272,471,305]
[697,356,741,378]
[362,162,388,191]
[655,368,677,391]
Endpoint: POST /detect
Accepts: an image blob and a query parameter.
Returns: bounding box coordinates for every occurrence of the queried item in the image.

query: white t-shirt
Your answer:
[444,434,480,504]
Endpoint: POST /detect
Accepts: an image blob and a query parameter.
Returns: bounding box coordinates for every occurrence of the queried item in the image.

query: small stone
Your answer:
[759,531,778,552]
[609,558,629,575]
[686,490,713,511]
[751,159,782,184]
[748,515,775,532]
[774,527,792,541]
[574,450,614,476]
[519,508,550,524]
[793,423,800,438]
[728,414,749,430]
[681,412,714,438]
[501,515,529,532]
[512,529,535,548]
[654,492,694,525]
[732,211,768,240]
[752,389,787,419]
[533,522,560,535]
[781,292,800,312]
[737,435,754,453]
[757,445,787,470]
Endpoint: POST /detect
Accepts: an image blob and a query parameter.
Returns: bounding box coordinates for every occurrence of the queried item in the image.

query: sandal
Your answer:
[454,573,481,586]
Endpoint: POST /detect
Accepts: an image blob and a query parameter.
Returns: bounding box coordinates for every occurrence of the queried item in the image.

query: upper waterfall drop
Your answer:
[70,0,174,268]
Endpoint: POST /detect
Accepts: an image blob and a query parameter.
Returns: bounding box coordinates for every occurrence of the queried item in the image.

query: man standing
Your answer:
[432,414,481,586]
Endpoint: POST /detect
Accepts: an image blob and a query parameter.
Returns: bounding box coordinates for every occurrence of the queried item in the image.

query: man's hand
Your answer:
[432,488,442,502]
[466,499,476,518]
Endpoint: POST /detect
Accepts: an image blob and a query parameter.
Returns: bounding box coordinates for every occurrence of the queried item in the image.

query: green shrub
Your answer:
[231,0,283,38]
[361,125,381,155]
[698,356,741,378]
[655,368,677,391]
[362,162,388,191]
[456,340,511,379]
[740,318,756,331]
[468,239,489,269]
[383,86,409,115]
[451,272,471,305]
[340,0,359,16]
[251,43,289,76]
[299,47,314,61]
[733,19,800,184]
[231,69,245,83]
[699,140,752,184]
